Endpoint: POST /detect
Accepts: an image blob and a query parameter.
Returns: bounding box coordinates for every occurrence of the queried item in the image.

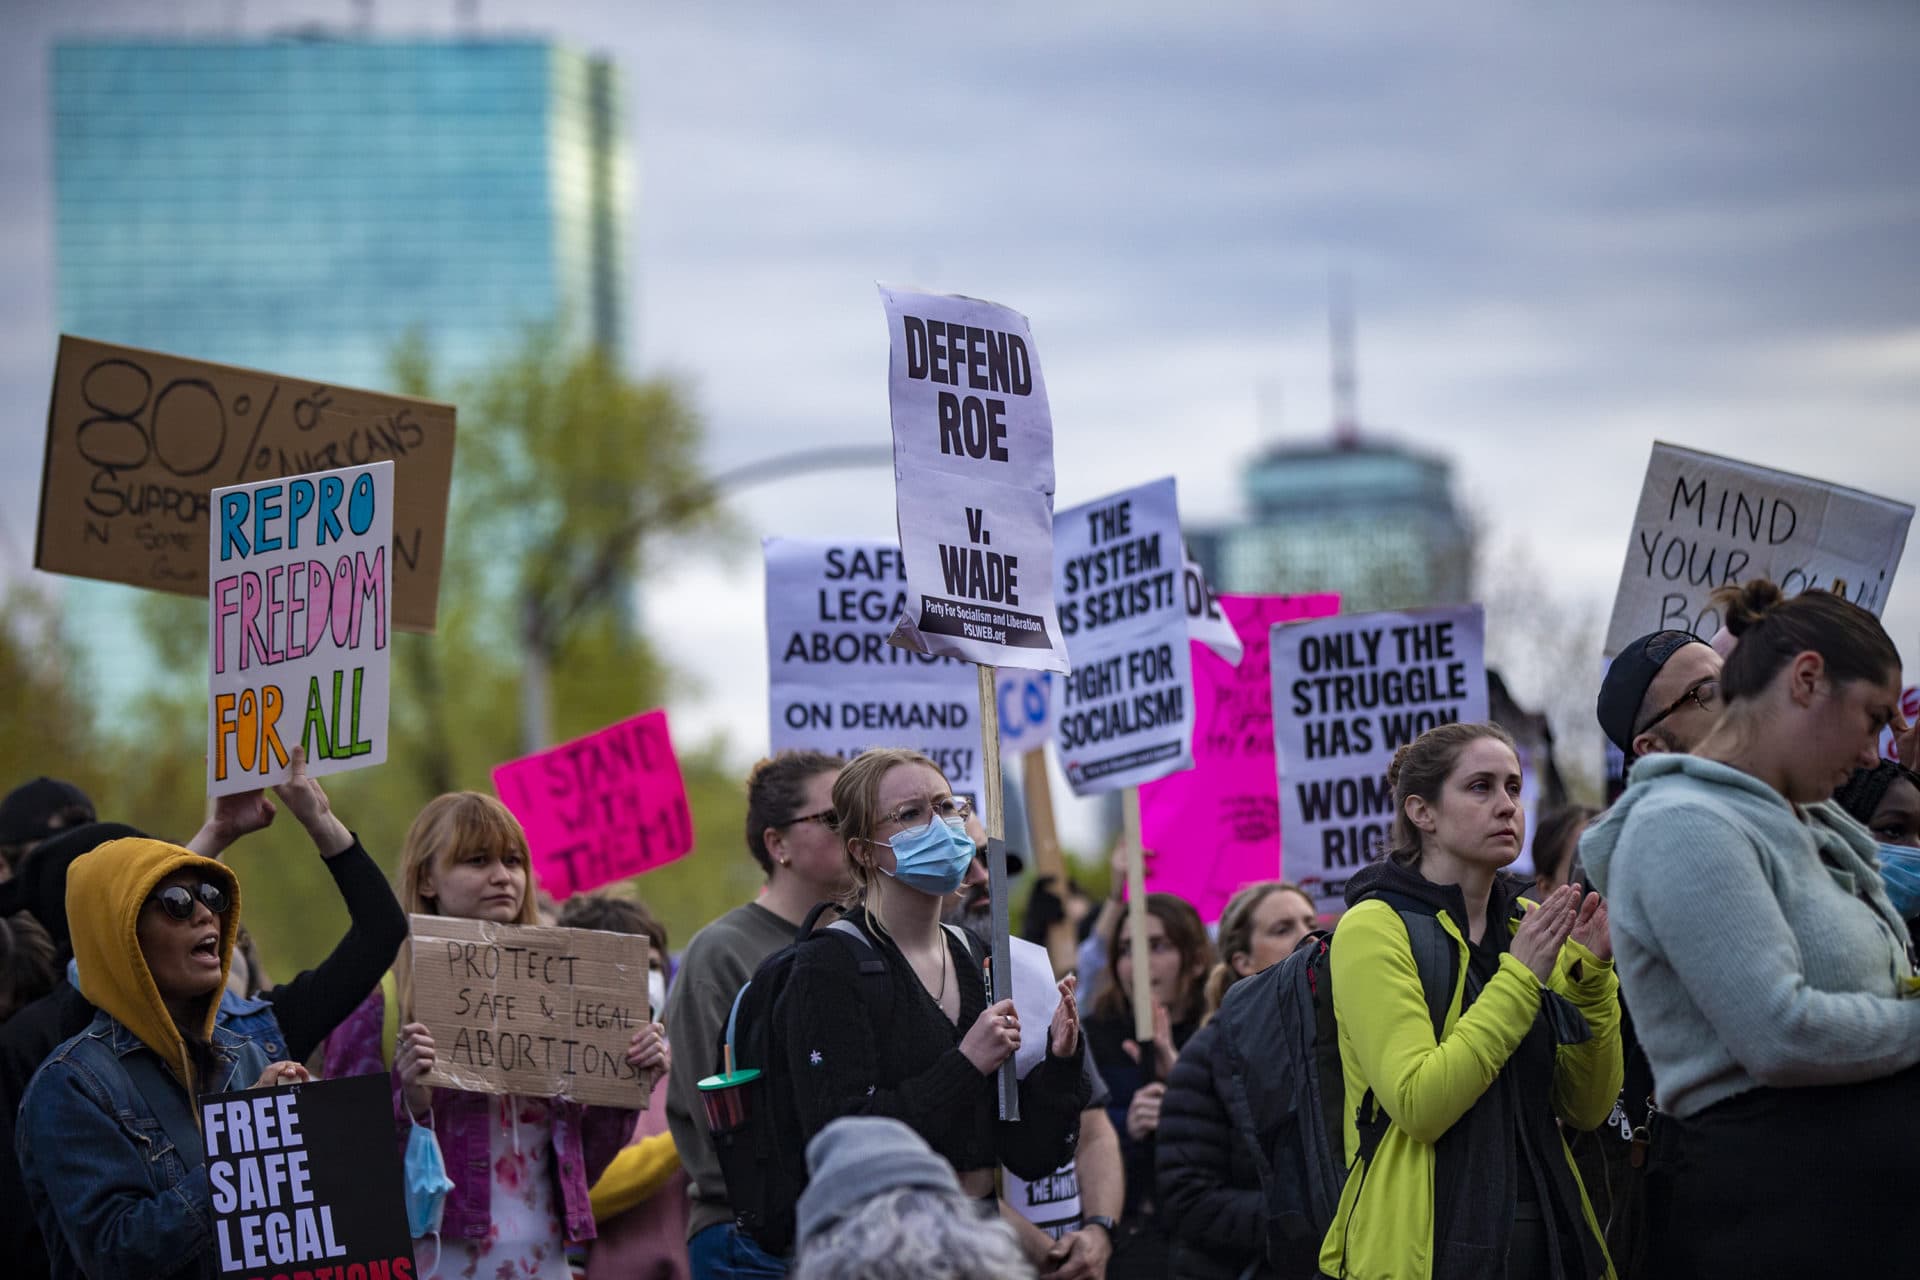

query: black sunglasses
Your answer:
[149,881,230,921]
[778,809,838,830]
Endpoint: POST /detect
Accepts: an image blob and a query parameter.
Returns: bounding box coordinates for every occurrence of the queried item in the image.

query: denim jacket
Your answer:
[16,1010,273,1280]
[325,986,634,1244]
[63,957,290,1057]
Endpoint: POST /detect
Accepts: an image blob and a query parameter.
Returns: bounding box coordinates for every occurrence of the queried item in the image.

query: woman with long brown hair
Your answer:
[1080,892,1213,1278]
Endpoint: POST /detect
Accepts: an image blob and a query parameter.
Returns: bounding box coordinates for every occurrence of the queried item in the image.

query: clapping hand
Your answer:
[1569,892,1612,963]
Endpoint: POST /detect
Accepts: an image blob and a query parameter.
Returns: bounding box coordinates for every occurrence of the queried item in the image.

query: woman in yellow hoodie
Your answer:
[1318,722,1623,1280]
[15,837,308,1280]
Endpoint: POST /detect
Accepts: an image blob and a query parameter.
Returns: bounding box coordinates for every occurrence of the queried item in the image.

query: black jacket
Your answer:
[1158,1019,1290,1280]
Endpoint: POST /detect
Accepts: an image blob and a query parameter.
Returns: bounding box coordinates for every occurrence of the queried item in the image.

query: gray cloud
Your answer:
[2,0,1915,800]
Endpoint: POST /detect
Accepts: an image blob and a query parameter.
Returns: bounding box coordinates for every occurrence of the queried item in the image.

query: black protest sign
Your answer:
[202,1073,414,1280]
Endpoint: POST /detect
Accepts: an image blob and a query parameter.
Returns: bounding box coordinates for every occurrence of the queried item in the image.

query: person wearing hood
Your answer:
[1319,721,1622,1280]
[1578,579,1919,1277]
[15,836,311,1280]
[0,751,407,1279]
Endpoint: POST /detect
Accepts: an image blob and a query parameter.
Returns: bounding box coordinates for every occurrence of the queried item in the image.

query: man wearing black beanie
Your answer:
[1596,629,1725,764]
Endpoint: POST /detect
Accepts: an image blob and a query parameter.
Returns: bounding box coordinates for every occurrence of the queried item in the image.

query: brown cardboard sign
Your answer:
[36,335,455,632]
[409,915,652,1109]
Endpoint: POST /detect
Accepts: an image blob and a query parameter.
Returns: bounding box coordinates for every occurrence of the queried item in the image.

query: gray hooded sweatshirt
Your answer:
[1579,753,1920,1119]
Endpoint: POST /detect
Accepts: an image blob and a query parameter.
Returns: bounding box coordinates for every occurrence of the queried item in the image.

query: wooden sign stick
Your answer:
[977,664,1020,1121]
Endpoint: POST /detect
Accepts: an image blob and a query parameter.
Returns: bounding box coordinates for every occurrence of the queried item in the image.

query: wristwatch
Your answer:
[1082,1215,1117,1238]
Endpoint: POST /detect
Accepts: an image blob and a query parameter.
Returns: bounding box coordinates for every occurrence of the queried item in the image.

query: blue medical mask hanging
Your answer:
[875,817,976,896]
[403,1114,456,1245]
[1876,844,1920,919]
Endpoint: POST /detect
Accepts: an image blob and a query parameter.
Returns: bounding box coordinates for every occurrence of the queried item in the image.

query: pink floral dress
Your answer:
[435,1095,572,1280]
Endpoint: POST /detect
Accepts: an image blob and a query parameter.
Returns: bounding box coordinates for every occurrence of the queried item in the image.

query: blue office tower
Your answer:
[49,34,630,703]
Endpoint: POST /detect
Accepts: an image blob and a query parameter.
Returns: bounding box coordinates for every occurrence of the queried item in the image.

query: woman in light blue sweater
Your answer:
[1580,579,1917,1279]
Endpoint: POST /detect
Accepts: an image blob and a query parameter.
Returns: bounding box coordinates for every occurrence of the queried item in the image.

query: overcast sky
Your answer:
[4,1,1916,846]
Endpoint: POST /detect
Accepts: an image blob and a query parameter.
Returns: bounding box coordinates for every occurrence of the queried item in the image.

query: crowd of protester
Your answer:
[1,576,1915,1279]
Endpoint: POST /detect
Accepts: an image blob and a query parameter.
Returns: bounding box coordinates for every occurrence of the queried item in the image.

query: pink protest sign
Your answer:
[1141,593,1340,923]
[492,709,694,899]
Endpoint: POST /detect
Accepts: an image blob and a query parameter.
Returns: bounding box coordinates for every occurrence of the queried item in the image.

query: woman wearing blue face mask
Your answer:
[778,748,1089,1213]
[1835,758,1920,928]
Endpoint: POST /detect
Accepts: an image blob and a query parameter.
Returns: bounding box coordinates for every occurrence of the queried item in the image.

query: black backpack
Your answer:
[708,901,980,1257]
[1210,896,1455,1273]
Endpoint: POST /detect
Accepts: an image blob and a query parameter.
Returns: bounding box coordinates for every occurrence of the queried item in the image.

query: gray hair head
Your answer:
[791,1187,1036,1280]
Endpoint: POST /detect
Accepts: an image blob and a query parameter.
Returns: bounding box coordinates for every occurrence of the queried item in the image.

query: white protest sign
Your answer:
[1604,442,1912,656]
[881,285,1069,672]
[1053,478,1195,795]
[1000,935,1082,1240]
[996,668,1056,755]
[1271,604,1487,912]
[208,461,392,796]
[764,538,982,800]
[1184,552,1244,667]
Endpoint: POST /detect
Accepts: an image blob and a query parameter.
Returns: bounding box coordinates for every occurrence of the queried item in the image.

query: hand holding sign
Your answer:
[397,1021,438,1117]
[627,1020,670,1077]
[253,1061,314,1088]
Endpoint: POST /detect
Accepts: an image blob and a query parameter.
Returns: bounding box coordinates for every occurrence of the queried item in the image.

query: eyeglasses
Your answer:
[148,881,230,922]
[879,795,974,834]
[778,809,838,830]
[1636,678,1721,737]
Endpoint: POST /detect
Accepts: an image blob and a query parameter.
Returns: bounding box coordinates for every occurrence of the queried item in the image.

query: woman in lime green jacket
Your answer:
[1318,723,1622,1280]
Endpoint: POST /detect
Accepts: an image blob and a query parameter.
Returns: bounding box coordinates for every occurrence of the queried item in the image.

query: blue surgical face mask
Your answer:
[404,1115,456,1243]
[1875,844,1920,919]
[876,817,975,896]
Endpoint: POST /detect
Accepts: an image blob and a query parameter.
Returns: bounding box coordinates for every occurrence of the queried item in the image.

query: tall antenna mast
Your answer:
[1329,269,1359,445]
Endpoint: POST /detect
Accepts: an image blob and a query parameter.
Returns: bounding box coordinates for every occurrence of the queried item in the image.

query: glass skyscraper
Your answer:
[53,35,629,388]
[50,35,630,703]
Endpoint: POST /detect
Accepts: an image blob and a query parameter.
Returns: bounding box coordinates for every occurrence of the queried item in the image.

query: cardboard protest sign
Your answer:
[1272,604,1488,912]
[411,915,654,1108]
[1052,478,1194,795]
[38,336,455,631]
[493,710,693,899]
[880,286,1069,672]
[201,1074,412,1277]
[207,461,391,797]
[1183,552,1244,666]
[996,667,1056,756]
[1141,593,1341,923]
[764,538,982,799]
[1604,442,1912,656]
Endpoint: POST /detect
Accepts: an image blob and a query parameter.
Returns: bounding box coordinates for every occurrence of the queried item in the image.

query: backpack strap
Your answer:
[796,899,842,942]
[1353,898,1459,1165]
[824,917,895,1024]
